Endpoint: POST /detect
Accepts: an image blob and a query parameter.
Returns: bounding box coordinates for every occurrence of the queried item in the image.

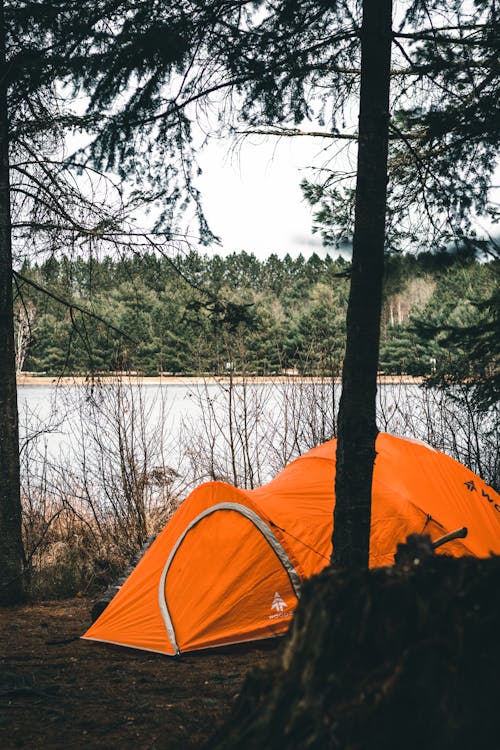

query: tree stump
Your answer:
[207,541,500,749]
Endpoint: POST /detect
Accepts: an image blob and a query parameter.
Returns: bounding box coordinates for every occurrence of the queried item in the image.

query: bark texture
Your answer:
[0,0,24,604]
[332,0,393,569]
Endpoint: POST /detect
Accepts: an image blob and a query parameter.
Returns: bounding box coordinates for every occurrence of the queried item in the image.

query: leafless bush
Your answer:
[19,373,498,599]
[182,372,339,488]
[19,379,189,598]
[267,375,340,469]
[64,381,187,553]
[185,375,498,492]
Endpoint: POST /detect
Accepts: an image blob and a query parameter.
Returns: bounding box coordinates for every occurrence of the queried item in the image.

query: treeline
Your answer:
[14,250,497,377]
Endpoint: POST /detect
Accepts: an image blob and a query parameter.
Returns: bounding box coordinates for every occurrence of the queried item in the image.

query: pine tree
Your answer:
[1,0,190,601]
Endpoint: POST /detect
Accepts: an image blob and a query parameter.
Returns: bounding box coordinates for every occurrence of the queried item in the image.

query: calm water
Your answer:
[17,380,421,461]
[16,379,497,497]
[17,382,204,461]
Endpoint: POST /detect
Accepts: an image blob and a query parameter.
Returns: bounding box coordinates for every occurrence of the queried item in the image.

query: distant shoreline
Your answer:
[16,374,424,386]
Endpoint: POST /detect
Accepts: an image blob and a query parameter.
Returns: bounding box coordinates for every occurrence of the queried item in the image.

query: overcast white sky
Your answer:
[196,134,339,259]
[66,101,497,262]
[195,132,500,261]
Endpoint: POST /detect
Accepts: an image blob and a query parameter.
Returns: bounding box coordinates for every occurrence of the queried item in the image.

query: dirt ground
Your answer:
[0,598,276,750]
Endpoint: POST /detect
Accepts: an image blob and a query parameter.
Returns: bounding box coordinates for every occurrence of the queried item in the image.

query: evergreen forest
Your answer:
[15,248,497,381]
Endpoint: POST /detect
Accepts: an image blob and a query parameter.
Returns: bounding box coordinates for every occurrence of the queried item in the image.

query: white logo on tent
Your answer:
[271,592,287,612]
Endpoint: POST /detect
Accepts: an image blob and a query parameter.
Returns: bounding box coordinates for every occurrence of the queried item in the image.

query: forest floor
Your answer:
[5,552,498,750]
[0,598,275,749]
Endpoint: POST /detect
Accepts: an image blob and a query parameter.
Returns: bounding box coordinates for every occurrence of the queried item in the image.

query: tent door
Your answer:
[158,502,301,653]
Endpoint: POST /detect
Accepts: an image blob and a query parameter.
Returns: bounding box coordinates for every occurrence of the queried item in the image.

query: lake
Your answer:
[16,379,495,493]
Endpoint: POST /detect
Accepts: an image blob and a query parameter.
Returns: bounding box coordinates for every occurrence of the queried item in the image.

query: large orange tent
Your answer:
[83,432,500,656]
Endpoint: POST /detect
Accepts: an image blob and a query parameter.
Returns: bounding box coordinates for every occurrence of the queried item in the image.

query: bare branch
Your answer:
[13,270,135,343]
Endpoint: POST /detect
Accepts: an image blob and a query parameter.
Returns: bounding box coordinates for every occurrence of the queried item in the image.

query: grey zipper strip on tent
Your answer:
[157,502,302,655]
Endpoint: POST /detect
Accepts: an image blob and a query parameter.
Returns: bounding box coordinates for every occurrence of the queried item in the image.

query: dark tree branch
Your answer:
[13,270,136,343]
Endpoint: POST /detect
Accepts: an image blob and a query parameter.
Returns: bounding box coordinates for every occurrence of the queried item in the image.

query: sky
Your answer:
[64,99,497,264]
[196,133,339,259]
[195,131,499,262]
[64,110,347,261]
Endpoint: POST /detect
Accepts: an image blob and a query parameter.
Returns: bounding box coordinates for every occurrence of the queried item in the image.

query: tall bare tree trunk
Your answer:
[332,0,393,569]
[0,0,24,604]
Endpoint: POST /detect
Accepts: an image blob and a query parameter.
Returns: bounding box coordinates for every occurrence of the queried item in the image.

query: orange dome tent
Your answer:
[83,433,500,656]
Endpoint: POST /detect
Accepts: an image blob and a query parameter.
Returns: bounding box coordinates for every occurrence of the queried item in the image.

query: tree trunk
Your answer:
[207,6,395,742]
[0,0,24,604]
[332,0,393,569]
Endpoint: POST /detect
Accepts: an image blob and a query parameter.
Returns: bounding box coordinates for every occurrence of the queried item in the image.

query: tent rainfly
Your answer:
[83,433,500,656]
